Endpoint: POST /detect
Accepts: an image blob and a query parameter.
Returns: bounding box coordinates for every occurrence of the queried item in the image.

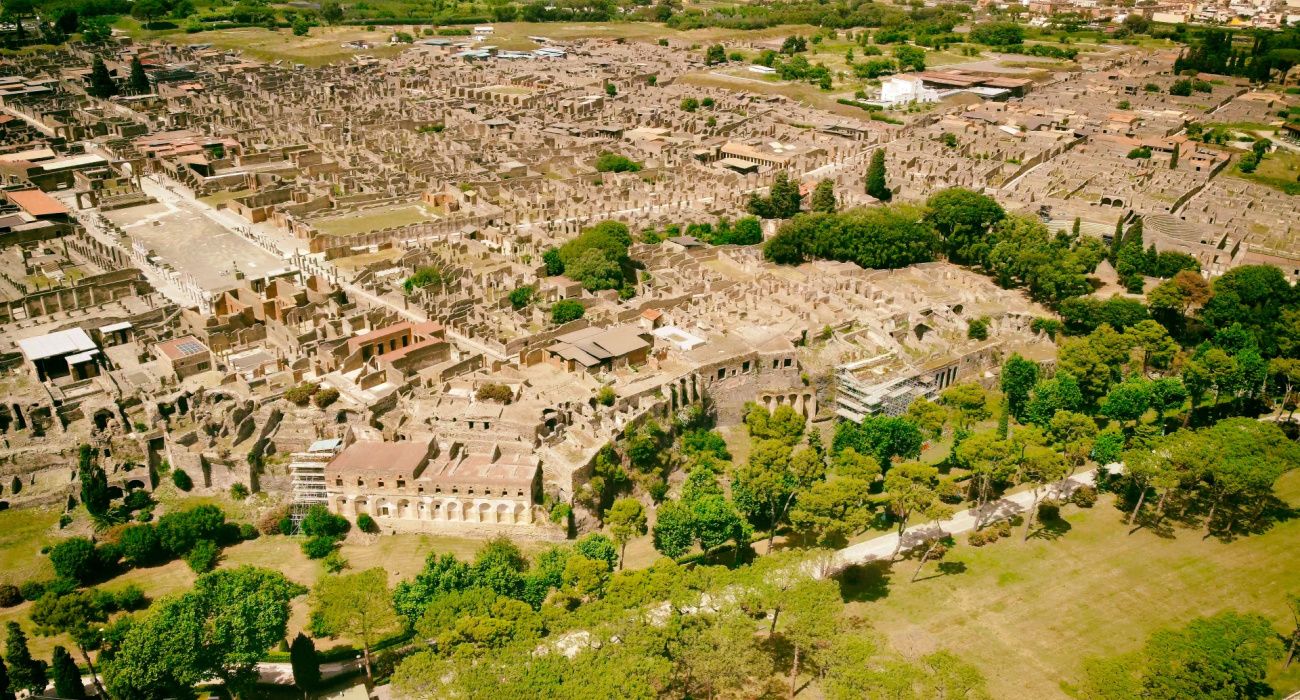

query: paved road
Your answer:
[830,465,1110,573]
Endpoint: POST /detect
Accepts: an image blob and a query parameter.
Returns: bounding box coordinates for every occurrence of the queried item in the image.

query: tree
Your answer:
[1127,320,1177,372]
[3,623,44,695]
[1141,612,1282,700]
[733,440,825,553]
[883,461,942,558]
[940,383,991,430]
[508,285,534,310]
[1018,445,1067,540]
[777,578,839,697]
[906,397,947,440]
[552,300,585,324]
[1286,592,1300,668]
[705,43,726,65]
[289,632,320,696]
[810,179,836,213]
[1000,354,1039,421]
[651,499,695,559]
[0,657,11,700]
[604,498,647,569]
[128,56,151,95]
[925,188,1006,265]
[392,553,473,624]
[292,15,310,36]
[955,432,1016,525]
[320,0,344,22]
[105,567,304,700]
[1196,418,1299,536]
[130,0,168,28]
[689,494,749,554]
[30,590,109,696]
[79,447,111,517]
[50,646,85,699]
[866,148,890,201]
[1100,378,1151,429]
[49,537,99,584]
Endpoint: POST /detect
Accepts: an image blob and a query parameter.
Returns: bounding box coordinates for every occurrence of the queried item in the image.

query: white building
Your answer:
[879,76,940,107]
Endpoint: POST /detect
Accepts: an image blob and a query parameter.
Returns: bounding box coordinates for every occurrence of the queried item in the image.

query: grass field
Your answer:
[0,508,60,586]
[162,26,414,66]
[841,470,1300,699]
[1230,148,1300,195]
[0,526,546,662]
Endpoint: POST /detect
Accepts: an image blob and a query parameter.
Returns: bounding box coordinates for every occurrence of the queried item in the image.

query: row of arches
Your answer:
[334,496,534,526]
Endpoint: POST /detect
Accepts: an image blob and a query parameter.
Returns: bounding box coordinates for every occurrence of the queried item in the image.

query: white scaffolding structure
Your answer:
[289,438,342,532]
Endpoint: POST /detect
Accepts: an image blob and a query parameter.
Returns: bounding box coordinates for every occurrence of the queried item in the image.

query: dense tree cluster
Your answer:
[541,220,634,294]
[762,205,939,269]
[1174,26,1300,84]
[747,171,804,219]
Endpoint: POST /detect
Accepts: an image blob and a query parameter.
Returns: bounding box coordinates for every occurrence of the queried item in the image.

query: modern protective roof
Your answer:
[17,328,97,361]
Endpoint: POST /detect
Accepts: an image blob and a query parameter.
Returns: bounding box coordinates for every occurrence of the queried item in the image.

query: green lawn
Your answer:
[0,508,60,586]
[842,471,1300,699]
[0,526,547,662]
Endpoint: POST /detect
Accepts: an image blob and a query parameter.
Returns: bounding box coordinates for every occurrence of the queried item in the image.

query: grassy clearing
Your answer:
[841,471,1300,699]
[0,508,60,586]
[164,26,414,66]
[312,204,437,237]
[1230,148,1300,195]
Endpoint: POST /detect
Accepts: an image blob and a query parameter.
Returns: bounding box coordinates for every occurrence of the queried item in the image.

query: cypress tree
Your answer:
[128,56,150,94]
[79,447,110,518]
[50,646,85,699]
[810,179,836,213]
[4,622,46,695]
[1109,217,1125,261]
[1169,141,1180,169]
[866,148,890,201]
[88,57,117,99]
[289,632,321,696]
[0,656,14,700]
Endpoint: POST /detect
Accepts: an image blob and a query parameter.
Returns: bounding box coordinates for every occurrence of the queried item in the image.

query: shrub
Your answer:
[476,383,514,403]
[258,504,291,535]
[239,522,259,540]
[185,539,220,573]
[508,285,535,310]
[0,583,20,608]
[19,580,47,601]
[968,530,993,546]
[356,513,379,534]
[967,317,990,341]
[594,152,643,173]
[115,584,148,611]
[596,386,616,406]
[301,505,349,539]
[58,514,72,529]
[322,550,349,573]
[1070,485,1098,508]
[49,537,99,584]
[119,523,165,567]
[172,469,194,491]
[285,382,320,406]
[313,387,340,409]
[302,535,337,559]
[1038,502,1061,522]
[552,300,585,324]
[230,483,250,500]
[994,520,1012,539]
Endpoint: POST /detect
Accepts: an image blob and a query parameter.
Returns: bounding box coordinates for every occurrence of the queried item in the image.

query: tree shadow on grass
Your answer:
[1028,515,1072,541]
[912,560,969,583]
[836,560,892,602]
